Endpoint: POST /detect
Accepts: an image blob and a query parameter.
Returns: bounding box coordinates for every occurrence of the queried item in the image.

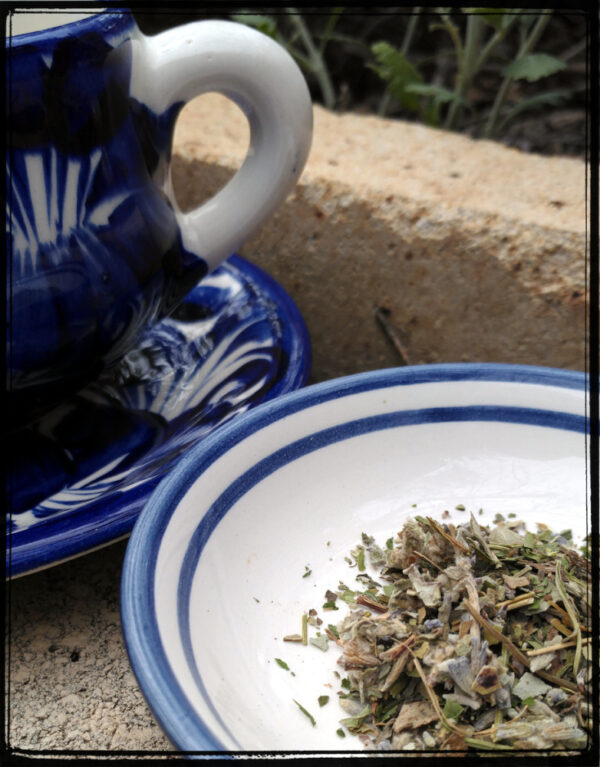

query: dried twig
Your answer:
[526,637,591,657]
[374,307,411,366]
[461,599,530,667]
[427,517,470,553]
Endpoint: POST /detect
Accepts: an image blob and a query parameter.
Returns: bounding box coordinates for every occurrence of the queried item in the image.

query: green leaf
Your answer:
[405,82,460,106]
[504,53,566,82]
[339,704,372,731]
[336,727,346,737]
[380,702,399,722]
[231,13,278,40]
[327,624,340,639]
[370,42,423,112]
[310,635,329,652]
[386,537,394,550]
[443,699,464,720]
[293,698,316,726]
[339,588,357,604]
[275,658,290,670]
[318,695,330,707]
[356,547,366,571]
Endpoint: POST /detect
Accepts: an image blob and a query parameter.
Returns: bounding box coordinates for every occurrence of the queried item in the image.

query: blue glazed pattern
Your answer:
[120,363,588,752]
[6,11,204,426]
[6,254,311,577]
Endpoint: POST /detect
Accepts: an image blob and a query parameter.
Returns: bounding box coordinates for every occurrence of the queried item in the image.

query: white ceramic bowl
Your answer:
[121,363,590,754]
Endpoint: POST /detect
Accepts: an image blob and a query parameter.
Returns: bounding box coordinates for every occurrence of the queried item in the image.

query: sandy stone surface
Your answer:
[7,94,588,756]
[173,94,587,381]
[7,540,175,756]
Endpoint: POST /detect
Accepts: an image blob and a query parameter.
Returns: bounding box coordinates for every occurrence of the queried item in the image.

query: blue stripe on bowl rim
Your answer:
[120,362,588,753]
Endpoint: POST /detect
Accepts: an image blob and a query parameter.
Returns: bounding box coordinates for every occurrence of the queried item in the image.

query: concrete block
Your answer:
[172,93,588,382]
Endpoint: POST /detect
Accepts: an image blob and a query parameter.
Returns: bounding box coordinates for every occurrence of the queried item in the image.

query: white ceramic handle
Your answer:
[130,20,313,271]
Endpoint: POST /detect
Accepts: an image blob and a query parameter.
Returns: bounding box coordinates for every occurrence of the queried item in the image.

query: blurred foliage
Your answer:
[133,7,588,156]
[231,8,575,140]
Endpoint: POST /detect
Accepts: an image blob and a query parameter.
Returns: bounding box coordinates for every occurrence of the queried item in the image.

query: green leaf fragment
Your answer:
[310,635,329,652]
[336,728,346,737]
[443,699,464,720]
[327,624,340,639]
[318,695,330,707]
[504,53,566,82]
[275,658,290,670]
[339,589,357,604]
[356,547,366,571]
[293,699,316,727]
[339,704,372,731]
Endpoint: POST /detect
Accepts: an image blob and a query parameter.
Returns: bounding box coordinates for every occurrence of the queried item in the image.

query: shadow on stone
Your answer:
[171,155,586,382]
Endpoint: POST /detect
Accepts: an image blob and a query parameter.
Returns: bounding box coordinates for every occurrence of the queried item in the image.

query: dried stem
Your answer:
[555,561,583,675]
[461,599,530,667]
[427,517,470,553]
[526,637,591,657]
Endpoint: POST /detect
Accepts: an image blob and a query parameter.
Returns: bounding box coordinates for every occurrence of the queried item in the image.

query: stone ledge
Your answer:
[173,93,587,381]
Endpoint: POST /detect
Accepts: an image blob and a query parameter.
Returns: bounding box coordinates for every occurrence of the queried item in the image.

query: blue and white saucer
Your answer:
[6,255,311,578]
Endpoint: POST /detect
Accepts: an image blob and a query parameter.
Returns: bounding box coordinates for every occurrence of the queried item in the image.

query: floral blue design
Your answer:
[6,11,203,427]
[6,255,311,578]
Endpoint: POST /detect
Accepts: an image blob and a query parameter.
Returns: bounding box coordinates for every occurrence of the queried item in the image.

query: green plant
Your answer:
[231,8,573,142]
[371,8,569,137]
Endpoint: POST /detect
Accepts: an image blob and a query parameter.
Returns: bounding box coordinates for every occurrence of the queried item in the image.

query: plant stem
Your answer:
[287,10,336,110]
[318,7,343,56]
[473,14,519,73]
[438,9,464,71]
[379,7,421,116]
[444,13,484,130]
[483,10,552,138]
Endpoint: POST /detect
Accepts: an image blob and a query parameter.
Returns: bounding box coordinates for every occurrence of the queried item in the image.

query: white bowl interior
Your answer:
[128,370,590,752]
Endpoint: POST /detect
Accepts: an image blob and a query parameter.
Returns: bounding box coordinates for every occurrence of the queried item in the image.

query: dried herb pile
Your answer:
[291,513,593,752]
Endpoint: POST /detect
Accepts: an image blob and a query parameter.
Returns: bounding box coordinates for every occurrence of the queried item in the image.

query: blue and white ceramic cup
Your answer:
[6,9,312,427]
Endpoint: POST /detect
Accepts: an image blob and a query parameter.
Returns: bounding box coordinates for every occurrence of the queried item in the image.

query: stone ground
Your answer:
[6,93,589,757]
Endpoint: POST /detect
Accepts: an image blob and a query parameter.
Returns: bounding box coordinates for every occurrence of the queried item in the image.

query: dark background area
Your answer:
[132,7,589,160]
